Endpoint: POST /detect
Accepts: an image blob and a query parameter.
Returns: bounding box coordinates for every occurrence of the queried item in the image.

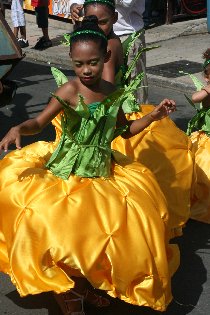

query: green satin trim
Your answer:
[48,66,143,179]
[46,90,129,179]
[88,101,101,114]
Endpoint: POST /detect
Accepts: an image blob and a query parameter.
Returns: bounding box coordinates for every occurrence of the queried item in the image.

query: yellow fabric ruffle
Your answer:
[190,131,210,223]
[112,105,193,237]
[0,141,179,312]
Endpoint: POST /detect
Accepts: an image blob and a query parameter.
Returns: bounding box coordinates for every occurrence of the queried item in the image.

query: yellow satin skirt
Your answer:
[112,105,193,237]
[190,131,210,223]
[0,141,179,311]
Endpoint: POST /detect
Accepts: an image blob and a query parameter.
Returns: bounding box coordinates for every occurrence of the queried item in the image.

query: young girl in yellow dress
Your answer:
[53,0,194,239]
[188,48,210,224]
[0,17,178,315]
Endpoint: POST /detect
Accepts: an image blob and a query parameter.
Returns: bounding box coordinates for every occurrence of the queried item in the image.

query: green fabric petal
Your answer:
[186,108,210,136]
[124,46,159,82]
[51,67,68,87]
[183,72,210,135]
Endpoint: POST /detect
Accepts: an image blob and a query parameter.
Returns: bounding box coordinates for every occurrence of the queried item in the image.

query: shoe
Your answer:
[33,37,52,50]
[84,289,110,307]
[18,38,29,48]
[54,290,85,315]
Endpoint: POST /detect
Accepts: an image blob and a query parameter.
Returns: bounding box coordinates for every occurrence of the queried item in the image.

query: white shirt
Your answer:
[69,0,145,35]
[115,0,145,35]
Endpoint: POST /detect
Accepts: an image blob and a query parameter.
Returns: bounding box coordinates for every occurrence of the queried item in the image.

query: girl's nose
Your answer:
[83,66,92,75]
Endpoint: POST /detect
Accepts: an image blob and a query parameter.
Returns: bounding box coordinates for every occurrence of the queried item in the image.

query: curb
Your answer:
[147,74,195,93]
[145,17,207,45]
[23,49,73,67]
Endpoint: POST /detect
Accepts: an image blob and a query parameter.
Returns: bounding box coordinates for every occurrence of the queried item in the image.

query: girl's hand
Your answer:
[0,127,22,152]
[70,4,83,22]
[150,99,176,121]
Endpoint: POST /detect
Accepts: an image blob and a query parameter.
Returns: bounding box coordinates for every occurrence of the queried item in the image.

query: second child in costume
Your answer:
[187,48,210,224]
[0,18,178,314]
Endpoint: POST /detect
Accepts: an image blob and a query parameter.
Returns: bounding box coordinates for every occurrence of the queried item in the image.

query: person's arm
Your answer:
[70,0,84,22]
[192,85,210,104]
[102,56,116,84]
[102,39,124,84]
[117,99,176,139]
[0,83,73,152]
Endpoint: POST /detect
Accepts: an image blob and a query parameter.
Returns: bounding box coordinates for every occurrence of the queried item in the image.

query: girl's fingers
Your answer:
[15,136,21,150]
[4,144,8,152]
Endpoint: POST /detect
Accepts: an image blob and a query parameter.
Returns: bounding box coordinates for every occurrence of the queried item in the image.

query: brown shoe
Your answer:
[54,290,85,315]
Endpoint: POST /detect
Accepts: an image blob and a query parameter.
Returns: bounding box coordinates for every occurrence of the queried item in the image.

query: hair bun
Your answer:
[82,15,99,26]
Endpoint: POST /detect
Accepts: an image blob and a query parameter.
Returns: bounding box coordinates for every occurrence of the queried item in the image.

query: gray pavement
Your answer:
[4,10,209,92]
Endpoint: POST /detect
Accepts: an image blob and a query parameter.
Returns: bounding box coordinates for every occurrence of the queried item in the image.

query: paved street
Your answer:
[0,58,209,315]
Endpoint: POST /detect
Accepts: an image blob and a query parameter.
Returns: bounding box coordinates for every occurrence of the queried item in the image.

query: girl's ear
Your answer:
[104,50,111,63]
[69,52,72,59]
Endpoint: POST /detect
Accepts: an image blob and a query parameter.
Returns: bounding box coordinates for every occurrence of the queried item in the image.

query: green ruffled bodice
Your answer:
[187,106,210,136]
[46,91,128,179]
[184,74,210,136]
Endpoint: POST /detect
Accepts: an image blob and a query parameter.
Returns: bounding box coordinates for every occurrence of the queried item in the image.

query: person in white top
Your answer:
[70,0,148,104]
[11,0,29,48]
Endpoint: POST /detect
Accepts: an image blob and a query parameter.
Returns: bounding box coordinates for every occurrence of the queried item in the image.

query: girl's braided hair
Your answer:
[84,0,116,14]
[70,15,108,54]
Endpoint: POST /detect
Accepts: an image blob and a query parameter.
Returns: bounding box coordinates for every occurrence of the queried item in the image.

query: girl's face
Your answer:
[70,40,107,86]
[85,5,117,36]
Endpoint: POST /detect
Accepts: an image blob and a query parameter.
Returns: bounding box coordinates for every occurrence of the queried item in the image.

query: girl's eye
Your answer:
[74,63,82,68]
[90,61,97,66]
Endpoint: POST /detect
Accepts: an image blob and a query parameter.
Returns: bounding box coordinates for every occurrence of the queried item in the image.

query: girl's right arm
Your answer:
[0,84,71,152]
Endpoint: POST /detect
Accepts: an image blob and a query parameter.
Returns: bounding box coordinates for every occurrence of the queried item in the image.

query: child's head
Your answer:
[83,0,117,36]
[70,15,110,85]
[203,48,210,81]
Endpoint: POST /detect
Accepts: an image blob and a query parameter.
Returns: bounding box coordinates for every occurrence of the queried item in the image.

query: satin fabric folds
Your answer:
[0,141,179,311]
[190,131,210,223]
[53,105,193,237]
[0,111,180,311]
[112,105,193,237]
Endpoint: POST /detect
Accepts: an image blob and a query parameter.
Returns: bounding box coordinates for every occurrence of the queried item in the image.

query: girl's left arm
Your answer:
[117,99,176,139]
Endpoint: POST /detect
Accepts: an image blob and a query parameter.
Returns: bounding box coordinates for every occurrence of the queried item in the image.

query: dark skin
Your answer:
[71,3,124,84]
[0,40,176,152]
[192,66,210,108]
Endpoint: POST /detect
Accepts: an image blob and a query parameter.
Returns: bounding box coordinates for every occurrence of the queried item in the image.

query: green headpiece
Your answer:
[84,0,115,8]
[203,59,210,70]
[71,29,107,42]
